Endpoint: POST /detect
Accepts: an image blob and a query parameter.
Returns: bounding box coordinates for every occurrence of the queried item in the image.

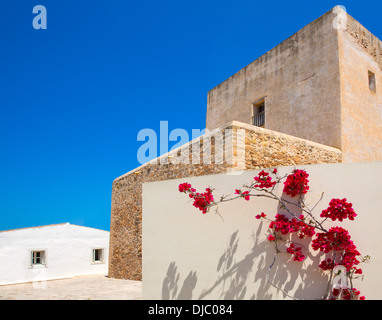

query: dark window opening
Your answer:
[93,249,104,263]
[369,71,376,92]
[252,100,265,127]
[31,251,45,265]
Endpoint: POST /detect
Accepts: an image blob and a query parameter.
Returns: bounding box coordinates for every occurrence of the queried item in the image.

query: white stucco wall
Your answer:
[0,223,110,285]
[142,161,382,300]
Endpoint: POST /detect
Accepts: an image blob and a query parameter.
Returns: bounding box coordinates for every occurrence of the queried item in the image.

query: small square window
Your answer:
[92,249,104,263]
[31,250,46,267]
[369,71,376,92]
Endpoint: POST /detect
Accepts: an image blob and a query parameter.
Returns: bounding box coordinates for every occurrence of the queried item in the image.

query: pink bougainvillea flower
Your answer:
[320,198,357,222]
[283,169,309,197]
[235,189,250,200]
[255,212,267,219]
[254,170,277,189]
[179,183,214,214]
[242,191,250,201]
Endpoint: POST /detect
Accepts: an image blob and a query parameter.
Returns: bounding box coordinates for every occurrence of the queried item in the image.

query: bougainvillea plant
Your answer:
[178,168,370,300]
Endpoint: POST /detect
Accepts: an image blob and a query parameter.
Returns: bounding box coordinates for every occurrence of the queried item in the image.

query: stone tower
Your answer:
[206,6,382,162]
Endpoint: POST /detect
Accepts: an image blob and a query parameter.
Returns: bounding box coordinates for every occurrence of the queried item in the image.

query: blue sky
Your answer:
[1,0,381,232]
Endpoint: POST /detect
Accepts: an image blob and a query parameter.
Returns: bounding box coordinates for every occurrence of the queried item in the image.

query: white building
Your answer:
[0,223,110,285]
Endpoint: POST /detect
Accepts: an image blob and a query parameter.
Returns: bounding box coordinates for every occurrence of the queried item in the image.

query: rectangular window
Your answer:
[369,71,376,92]
[31,250,46,266]
[252,99,265,127]
[92,248,104,263]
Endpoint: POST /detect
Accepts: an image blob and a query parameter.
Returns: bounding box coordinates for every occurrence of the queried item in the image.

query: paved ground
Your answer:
[0,274,142,300]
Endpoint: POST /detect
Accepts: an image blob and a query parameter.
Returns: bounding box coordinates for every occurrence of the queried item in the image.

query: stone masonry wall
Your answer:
[345,13,382,71]
[108,121,342,280]
[338,11,382,163]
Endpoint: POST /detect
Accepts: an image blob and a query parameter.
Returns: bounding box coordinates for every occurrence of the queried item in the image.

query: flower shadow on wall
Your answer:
[161,206,329,300]
[162,262,198,300]
[160,224,328,300]
[197,227,270,299]
[161,228,270,300]
[196,194,329,300]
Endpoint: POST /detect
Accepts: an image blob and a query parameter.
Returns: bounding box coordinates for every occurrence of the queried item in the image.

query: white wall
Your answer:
[0,223,110,285]
[143,161,382,300]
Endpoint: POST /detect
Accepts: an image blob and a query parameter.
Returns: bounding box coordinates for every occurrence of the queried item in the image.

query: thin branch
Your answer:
[266,253,300,300]
[309,192,325,212]
[323,269,334,300]
[214,206,225,222]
